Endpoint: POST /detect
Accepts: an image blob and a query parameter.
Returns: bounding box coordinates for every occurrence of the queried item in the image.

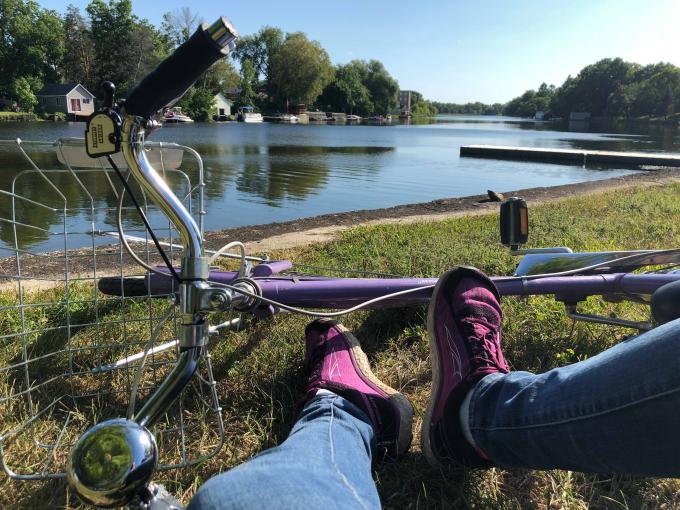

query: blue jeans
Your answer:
[189,318,680,509]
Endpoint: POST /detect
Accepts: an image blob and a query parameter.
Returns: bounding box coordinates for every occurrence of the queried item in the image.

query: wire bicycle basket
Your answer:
[0,137,225,481]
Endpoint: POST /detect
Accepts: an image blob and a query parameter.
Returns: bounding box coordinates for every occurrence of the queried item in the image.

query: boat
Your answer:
[366,115,391,124]
[280,113,298,123]
[346,114,361,122]
[162,107,194,123]
[237,106,263,123]
[307,111,328,122]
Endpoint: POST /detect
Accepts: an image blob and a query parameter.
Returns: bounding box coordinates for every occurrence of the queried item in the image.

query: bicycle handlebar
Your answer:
[124,17,238,119]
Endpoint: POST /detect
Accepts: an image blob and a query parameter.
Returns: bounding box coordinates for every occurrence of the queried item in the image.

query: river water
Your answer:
[0,115,678,253]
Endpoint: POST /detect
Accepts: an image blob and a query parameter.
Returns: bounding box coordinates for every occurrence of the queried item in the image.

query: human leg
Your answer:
[468,317,680,476]
[189,320,413,510]
[423,265,680,477]
[189,394,380,510]
[422,266,508,467]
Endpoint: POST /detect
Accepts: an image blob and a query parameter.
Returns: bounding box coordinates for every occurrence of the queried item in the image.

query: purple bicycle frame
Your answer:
[147,263,680,316]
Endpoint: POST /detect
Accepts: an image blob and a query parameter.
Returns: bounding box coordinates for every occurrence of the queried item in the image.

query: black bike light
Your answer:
[500,197,528,248]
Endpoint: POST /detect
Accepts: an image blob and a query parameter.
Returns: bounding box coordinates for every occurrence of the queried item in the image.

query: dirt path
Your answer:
[2,168,678,291]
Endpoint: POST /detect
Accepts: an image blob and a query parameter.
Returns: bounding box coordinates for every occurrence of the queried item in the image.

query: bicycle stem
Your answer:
[118,19,237,428]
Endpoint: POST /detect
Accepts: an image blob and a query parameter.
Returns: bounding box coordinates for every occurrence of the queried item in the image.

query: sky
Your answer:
[40,0,680,103]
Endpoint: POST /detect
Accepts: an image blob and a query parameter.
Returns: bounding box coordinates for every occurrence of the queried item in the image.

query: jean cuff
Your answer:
[467,372,507,460]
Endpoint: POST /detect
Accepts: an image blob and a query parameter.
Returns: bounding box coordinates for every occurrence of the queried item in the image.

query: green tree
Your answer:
[12,76,38,111]
[200,60,240,95]
[318,62,372,114]
[238,59,257,106]
[363,60,399,114]
[270,32,334,108]
[411,100,437,116]
[431,101,499,115]
[127,19,168,87]
[503,82,555,117]
[179,88,215,121]
[628,65,680,117]
[86,0,166,96]
[62,5,95,89]
[0,0,64,100]
[548,58,637,118]
[86,0,135,93]
[232,26,284,96]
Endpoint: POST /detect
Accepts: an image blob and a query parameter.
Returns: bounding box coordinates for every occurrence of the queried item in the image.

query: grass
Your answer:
[0,112,38,122]
[1,182,680,509]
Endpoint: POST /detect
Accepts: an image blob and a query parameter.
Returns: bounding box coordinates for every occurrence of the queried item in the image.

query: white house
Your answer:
[213,92,233,121]
[36,84,95,119]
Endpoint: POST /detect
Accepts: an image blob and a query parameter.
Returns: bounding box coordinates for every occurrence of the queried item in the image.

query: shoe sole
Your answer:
[317,319,414,457]
[421,266,492,466]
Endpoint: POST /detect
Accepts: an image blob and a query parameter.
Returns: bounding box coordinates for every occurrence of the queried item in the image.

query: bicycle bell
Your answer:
[67,418,158,507]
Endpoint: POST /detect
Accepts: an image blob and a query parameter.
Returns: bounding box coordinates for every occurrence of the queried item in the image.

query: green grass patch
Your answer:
[2,182,680,508]
[0,112,38,122]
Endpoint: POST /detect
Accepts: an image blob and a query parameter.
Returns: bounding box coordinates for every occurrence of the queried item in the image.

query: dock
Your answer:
[460,145,680,168]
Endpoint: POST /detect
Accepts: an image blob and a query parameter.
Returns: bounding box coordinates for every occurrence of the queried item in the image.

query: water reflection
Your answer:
[0,116,675,252]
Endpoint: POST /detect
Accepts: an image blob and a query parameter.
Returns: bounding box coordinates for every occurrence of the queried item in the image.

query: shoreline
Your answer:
[205,167,680,252]
[2,167,679,288]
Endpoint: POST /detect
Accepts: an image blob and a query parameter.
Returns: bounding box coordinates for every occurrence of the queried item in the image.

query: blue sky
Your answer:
[41,0,680,103]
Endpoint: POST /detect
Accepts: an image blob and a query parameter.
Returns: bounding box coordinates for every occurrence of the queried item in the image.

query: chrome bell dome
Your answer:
[67,418,158,508]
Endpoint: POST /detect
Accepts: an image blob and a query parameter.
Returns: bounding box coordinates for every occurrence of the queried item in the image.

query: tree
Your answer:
[411,100,437,116]
[160,7,201,48]
[503,82,555,117]
[0,0,64,100]
[627,65,680,117]
[232,26,284,94]
[363,60,399,114]
[86,0,166,96]
[62,5,94,89]
[127,20,167,87]
[548,59,637,118]
[200,60,240,95]
[179,88,215,121]
[238,59,257,106]
[270,32,334,108]
[318,62,372,114]
[12,77,38,111]
[86,0,134,92]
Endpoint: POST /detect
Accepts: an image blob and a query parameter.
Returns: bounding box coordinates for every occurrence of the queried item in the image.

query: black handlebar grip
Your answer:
[124,17,238,119]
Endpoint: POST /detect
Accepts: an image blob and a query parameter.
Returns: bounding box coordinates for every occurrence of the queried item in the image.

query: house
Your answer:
[36,83,95,119]
[212,92,233,121]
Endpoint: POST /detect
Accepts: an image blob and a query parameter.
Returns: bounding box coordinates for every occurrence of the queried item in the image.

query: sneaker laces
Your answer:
[459,314,507,371]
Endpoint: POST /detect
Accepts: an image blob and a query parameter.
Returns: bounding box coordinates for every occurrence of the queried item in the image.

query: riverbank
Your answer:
[1,167,677,287]
[3,179,679,509]
[203,166,680,253]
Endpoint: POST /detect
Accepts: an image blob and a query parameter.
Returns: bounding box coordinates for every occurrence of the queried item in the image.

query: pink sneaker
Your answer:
[422,267,509,467]
[304,319,413,458]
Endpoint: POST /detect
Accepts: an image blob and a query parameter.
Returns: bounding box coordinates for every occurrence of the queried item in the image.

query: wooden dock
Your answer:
[460,145,680,168]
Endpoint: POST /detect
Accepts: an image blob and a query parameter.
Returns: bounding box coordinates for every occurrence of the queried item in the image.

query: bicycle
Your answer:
[1,16,680,509]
